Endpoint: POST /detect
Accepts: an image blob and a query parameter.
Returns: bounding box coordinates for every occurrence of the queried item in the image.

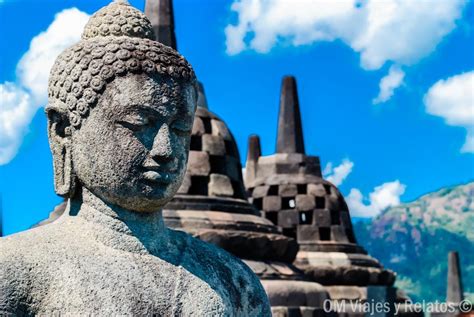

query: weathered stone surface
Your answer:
[296,195,315,211]
[187,151,211,176]
[313,209,331,227]
[211,119,232,140]
[0,2,271,315]
[278,210,299,228]
[307,183,326,197]
[202,134,226,155]
[209,174,234,197]
[191,116,206,135]
[177,173,191,194]
[279,184,298,197]
[253,185,269,198]
[263,196,282,211]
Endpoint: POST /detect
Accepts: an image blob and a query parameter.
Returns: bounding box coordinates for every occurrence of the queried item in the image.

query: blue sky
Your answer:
[0,0,473,235]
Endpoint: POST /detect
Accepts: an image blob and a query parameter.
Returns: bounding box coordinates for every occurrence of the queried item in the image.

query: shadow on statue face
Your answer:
[71,73,196,212]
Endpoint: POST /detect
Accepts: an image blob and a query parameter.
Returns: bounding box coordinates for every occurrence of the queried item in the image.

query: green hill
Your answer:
[353,182,474,302]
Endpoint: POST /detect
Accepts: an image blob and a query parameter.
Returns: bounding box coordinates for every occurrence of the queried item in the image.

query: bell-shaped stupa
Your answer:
[245,76,397,303]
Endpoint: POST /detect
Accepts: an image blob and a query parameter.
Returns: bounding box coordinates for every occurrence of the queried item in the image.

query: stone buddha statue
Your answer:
[0,1,270,315]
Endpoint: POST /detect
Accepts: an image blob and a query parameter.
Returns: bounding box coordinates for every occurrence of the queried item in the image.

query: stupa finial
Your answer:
[145,0,177,49]
[245,135,261,185]
[447,251,464,303]
[276,76,305,154]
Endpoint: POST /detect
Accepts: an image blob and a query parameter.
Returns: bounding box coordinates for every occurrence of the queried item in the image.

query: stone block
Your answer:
[211,119,232,140]
[252,185,269,198]
[326,195,339,211]
[263,196,282,212]
[177,174,191,194]
[331,225,349,242]
[314,209,331,227]
[297,225,319,242]
[275,163,299,174]
[278,210,299,228]
[307,183,326,197]
[202,134,226,156]
[296,195,315,211]
[208,174,234,197]
[187,151,210,176]
[191,116,205,135]
[278,184,297,197]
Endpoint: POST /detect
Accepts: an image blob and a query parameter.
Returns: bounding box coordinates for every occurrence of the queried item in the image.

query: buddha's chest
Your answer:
[32,253,228,316]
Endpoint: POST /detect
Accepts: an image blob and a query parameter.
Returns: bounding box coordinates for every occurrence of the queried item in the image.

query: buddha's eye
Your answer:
[117,116,151,132]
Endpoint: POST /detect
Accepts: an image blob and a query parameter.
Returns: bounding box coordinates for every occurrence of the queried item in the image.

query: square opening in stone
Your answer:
[253,197,263,210]
[265,211,278,225]
[202,118,212,133]
[330,210,340,225]
[282,197,295,209]
[319,227,331,240]
[190,135,202,151]
[297,184,307,194]
[315,197,325,209]
[299,211,312,224]
[188,176,209,195]
[268,185,279,195]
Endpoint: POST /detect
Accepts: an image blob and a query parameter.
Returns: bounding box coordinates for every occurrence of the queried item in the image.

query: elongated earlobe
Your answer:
[47,107,78,197]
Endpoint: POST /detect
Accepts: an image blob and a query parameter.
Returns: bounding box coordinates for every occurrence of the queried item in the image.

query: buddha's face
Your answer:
[71,74,196,212]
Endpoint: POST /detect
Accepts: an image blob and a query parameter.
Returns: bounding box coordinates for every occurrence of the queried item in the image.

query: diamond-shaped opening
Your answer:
[190,135,202,151]
[319,227,331,241]
[209,155,227,174]
[268,185,279,195]
[297,184,307,194]
[283,228,296,239]
[202,118,212,133]
[299,211,312,224]
[188,176,209,195]
[330,210,340,225]
[253,197,263,210]
[231,180,245,199]
[315,197,325,209]
[323,184,331,195]
[282,197,295,209]
[224,140,238,158]
[346,228,357,243]
[265,211,278,225]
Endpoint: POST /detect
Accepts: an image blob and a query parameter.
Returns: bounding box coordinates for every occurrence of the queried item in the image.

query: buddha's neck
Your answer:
[68,187,169,254]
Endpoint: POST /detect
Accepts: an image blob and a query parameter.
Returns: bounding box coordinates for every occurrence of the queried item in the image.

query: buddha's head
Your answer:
[46,0,197,212]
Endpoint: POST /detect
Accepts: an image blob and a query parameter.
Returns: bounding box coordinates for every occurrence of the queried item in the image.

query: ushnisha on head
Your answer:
[46,0,197,212]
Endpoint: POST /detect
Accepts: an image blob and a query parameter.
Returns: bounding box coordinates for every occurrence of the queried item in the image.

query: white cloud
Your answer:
[424,71,474,153]
[347,180,406,218]
[225,0,467,103]
[373,65,405,104]
[323,159,354,186]
[0,8,89,165]
[225,0,466,69]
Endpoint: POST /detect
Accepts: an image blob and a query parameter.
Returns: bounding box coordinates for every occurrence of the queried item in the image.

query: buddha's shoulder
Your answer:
[168,229,271,316]
[0,219,88,263]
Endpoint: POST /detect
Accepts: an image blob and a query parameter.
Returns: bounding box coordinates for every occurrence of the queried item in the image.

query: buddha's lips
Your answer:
[142,170,173,183]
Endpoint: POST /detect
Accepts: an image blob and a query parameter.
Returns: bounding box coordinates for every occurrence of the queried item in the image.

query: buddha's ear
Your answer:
[46,104,77,197]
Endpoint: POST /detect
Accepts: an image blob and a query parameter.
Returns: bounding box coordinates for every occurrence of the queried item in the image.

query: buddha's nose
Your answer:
[150,123,173,162]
